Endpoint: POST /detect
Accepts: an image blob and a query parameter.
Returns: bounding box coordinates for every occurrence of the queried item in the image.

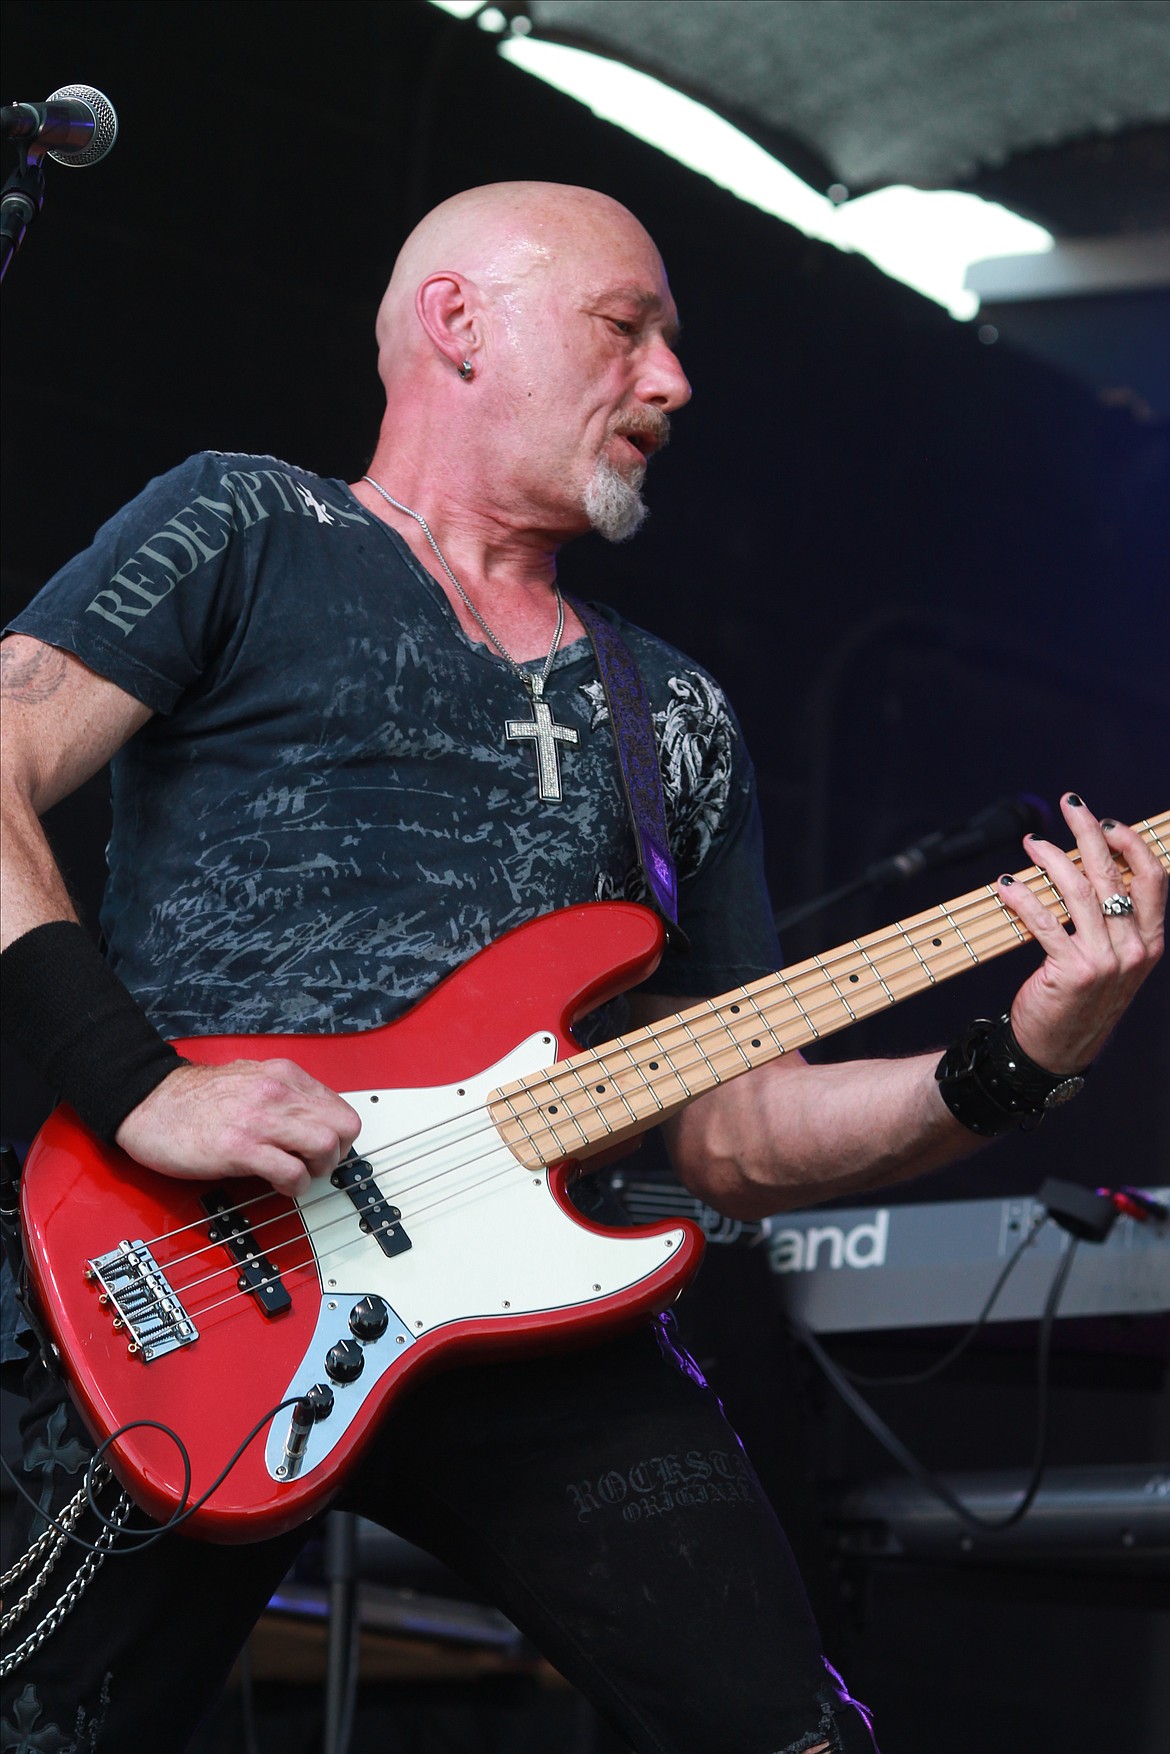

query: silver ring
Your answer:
[1101,892,1134,917]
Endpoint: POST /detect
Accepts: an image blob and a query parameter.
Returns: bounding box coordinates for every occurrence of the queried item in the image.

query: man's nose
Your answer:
[639,337,692,412]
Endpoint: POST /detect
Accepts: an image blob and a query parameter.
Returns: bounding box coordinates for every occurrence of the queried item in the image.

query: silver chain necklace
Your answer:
[362,475,579,802]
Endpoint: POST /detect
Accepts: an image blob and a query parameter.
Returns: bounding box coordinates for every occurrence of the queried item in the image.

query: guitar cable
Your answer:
[789,1236,1077,1537]
[807,1208,1051,1391]
[0,1394,305,1557]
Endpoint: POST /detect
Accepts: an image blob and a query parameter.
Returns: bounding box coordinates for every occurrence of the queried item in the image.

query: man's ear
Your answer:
[415,271,480,375]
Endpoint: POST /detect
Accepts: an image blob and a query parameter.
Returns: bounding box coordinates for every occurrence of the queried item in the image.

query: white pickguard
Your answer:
[265,1032,686,1481]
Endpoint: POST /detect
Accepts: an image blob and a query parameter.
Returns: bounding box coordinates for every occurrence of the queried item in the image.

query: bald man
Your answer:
[1,184,1163,1749]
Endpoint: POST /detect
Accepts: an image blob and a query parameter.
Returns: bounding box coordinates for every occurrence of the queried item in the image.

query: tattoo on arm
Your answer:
[0,642,69,704]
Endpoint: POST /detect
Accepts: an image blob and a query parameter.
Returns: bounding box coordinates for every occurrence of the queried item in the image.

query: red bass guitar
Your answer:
[18,812,1167,1541]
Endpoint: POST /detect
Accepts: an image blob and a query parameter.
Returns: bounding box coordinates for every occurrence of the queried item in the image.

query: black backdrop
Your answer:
[3,7,1169,1749]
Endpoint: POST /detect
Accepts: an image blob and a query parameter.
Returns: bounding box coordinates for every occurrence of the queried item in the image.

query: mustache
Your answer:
[611,406,671,457]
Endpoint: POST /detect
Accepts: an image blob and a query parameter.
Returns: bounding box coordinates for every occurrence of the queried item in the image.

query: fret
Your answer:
[813,953,857,1023]
[732,993,787,1055]
[1030,871,1068,919]
[681,1020,723,1084]
[622,1036,694,1111]
[492,1092,551,1170]
[896,922,935,984]
[583,1063,642,1130]
[709,1001,757,1071]
[853,940,895,1004]
[1000,894,1027,942]
[937,903,979,964]
[783,981,821,1039]
[538,1061,603,1147]
[605,1040,667,1116]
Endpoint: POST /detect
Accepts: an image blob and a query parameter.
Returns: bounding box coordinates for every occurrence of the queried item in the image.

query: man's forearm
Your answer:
[663,1050,978,1218]
[0,785,81,948]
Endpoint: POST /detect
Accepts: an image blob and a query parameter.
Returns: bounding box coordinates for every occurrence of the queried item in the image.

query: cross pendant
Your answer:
[505,675,579,802]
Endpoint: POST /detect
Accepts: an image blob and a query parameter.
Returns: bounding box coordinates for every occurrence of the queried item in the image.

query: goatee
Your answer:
[584,456,649,543]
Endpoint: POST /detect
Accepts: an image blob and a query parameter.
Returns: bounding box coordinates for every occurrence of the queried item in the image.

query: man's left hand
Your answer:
[997,793,1166,1073]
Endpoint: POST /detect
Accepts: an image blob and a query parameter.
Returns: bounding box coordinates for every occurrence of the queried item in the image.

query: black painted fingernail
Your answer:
[999,873,1015,885]
[1067,793,1083,808]
[1101,818,1117,831]
[1027,833,1045,843]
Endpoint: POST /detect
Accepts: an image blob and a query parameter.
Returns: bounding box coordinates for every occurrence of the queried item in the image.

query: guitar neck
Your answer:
[489,811,1169,1171]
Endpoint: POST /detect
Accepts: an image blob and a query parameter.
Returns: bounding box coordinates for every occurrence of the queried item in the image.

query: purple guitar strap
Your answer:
[567,597,687,948]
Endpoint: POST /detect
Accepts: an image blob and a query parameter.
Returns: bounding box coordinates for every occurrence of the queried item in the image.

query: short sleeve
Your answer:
[652,740,780,997]
[4,453,258,714]
[596,610,781,999]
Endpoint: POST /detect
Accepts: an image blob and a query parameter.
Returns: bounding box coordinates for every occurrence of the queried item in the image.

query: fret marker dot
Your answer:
[547,1105,558,1114]
[751,1039,761,1049]
[932,938,942,948]
[849,974,860,983]
[649,1061,659,1071]
[596,1084,606,1093]
[730,1004,740,1014]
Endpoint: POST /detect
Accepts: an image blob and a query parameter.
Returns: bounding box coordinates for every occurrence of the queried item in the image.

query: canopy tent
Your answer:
[502,0,1170,224]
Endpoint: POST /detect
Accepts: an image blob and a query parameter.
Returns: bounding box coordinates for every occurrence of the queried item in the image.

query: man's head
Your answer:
[374,183,690,542]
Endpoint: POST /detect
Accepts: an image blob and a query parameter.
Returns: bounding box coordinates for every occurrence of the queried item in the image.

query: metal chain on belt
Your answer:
[0,1464,133,1676]
[1,1478,92,1630]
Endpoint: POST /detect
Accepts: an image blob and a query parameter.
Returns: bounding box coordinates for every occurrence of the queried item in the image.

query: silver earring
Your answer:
[458,358,473,381]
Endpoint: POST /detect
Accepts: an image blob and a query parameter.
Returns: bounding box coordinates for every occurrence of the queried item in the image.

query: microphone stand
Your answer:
[0,139,46,281]
[775,800,1049,936]
[775,828,960,932]
[774,866,898,935]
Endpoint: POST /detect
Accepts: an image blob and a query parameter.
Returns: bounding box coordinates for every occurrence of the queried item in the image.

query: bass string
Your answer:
[168,1122,538,1302]
[175,1155,529,1326]
[134,1086,534,1263]
[146,1105,523,1283]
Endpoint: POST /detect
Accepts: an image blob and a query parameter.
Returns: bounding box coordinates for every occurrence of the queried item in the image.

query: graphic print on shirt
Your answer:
[82,461,366,636]
[580,669,736,902]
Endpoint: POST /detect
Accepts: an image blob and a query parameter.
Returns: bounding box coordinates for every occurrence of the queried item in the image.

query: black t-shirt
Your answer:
[8,452,780,1040]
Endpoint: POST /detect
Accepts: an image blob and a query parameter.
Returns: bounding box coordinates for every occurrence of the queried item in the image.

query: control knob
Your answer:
[349,1294,390,1341]
[324,1339,365,1384]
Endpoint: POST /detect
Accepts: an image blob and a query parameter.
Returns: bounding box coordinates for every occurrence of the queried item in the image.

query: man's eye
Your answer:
[610,318,635,335]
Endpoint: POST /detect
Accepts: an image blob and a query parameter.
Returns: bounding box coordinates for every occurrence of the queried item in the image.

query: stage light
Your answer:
[428,6,1053,320]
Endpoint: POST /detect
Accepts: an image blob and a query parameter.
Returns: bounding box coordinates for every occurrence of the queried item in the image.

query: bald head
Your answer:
[362,182,688,545]
[375,182,661,383]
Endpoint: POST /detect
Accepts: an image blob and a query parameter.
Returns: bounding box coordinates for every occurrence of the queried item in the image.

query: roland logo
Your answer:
[770,1210,889,1274]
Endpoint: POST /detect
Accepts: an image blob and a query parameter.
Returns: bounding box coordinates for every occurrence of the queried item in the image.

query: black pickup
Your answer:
[202,1191,292,1316]
[332,1154,412,1259]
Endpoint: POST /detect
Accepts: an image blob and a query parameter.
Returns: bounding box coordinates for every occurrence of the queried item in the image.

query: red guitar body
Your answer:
[19,903,705,1542]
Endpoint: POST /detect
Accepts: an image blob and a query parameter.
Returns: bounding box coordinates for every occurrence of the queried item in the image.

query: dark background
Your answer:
[3,4,1168,1750]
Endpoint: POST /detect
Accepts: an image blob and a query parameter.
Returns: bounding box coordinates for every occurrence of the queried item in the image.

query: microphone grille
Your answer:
[46,84,118,167]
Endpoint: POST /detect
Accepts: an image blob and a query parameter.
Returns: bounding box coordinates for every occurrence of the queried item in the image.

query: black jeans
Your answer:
[1,1317,877,1753]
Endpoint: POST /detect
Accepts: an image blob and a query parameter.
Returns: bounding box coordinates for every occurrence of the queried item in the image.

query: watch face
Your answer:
[1043,1076,1086,1110]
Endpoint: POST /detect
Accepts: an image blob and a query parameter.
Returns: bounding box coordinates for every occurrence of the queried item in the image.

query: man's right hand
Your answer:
[114,1059,362,1197]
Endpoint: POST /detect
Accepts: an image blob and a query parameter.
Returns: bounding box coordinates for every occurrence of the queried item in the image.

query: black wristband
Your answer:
[935,1013,1087,1137]
[0,921,186,1142]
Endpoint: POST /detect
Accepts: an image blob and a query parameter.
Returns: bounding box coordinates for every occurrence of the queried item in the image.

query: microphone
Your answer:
[864,794,1051,886]
[1,85,118,167]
